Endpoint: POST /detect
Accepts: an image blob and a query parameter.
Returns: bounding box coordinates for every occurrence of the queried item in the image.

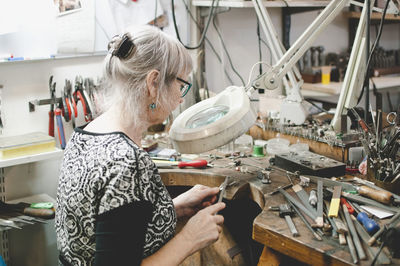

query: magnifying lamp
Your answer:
[169,86,256,154]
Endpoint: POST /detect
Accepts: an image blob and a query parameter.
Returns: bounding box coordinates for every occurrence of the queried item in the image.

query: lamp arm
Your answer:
[251,0,348,91]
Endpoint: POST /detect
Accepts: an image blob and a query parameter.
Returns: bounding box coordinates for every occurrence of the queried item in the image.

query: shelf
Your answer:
[192,0,331,7]
[0,148,63,168]
[0,51,107,65]
[346,11,400,21]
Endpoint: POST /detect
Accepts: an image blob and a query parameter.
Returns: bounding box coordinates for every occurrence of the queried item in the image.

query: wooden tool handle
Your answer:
[23,207,55,219]
[358,186,393,205]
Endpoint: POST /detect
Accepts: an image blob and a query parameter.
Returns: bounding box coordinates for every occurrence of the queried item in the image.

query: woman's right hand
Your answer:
[178,202,226,255]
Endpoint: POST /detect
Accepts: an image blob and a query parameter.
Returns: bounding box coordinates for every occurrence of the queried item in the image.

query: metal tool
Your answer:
[292,184,319,225]
[269,204,299,237]
[217,176,229,204]
[342,204,367,260]
[48,76,56,137]
[278,188,317,221]
[368,211,400,246]
[309,189,317,207]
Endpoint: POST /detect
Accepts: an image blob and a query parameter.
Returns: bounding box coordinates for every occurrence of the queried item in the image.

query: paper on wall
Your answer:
[56,0,95,54]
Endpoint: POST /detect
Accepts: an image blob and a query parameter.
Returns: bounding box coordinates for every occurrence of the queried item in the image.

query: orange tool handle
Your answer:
[358,186,393,205]
[48,110,54,137]
[178,160,208,169]
[340,198,354,214]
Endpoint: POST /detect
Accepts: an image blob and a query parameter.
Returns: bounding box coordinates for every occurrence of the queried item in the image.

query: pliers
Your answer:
[74,76,93,122]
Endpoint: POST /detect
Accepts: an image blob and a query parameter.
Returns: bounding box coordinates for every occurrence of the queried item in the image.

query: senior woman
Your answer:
[55,25,225,266]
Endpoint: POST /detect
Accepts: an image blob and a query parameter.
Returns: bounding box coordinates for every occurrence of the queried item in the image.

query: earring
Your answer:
[149,102,156,111]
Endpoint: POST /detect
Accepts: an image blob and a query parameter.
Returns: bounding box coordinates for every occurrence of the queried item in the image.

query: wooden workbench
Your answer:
[159,156,399,266]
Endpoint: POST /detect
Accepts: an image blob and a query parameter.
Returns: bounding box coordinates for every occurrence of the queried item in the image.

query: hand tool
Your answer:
[357,212,379,235]
[278,188,317,221]
[342,204,367,260]
[292,184,320,226]
[17,215,47,224]
[328,186,341,218]
[356,185,393,205]
[345,232,358,264]
[0,201,55,219]
[178,160,208,169]
[350,108,373,136]
[55,108,66,149]
[352,215,391,265]
[289,199,322,240]
[352,176,400,202]
[368,211,400,246]
[316,181,323,227]
[74,76,93,122]
[215,176,229,216]
[48,76,56,137]
[309,189,317,207]
[340,198,354,215]
[0,218,21,229]
[269,204,299,237]
[339,190,399,213]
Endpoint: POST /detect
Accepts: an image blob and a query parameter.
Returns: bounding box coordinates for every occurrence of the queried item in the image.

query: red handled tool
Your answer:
[48,76,56,137]
[178,160,208,169]
[340,198,354,215]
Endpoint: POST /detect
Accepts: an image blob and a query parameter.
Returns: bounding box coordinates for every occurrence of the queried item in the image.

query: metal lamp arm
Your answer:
[251,0,349,91]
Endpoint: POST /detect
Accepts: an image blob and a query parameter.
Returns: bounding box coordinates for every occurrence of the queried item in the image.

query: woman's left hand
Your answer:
[173,184,220,218]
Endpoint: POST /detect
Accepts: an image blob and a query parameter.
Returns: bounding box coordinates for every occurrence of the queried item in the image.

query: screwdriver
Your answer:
[356,185,393,205]
[350,108,373,135]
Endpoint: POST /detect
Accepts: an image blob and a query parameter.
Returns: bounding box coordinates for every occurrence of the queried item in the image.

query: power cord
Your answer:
[180,0,235,84]
[172,0,219,50]
[357,0,390,104]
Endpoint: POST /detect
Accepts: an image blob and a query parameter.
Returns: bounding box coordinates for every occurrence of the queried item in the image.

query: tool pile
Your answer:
[0,200,55,231]
[270,170,400,264]
[351,107,400,184]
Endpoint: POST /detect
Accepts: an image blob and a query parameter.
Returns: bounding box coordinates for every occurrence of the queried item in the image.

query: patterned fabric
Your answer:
[55,127,177,265]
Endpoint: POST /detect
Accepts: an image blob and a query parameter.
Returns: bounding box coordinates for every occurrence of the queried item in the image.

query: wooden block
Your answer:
[339,233,347,245]
[328,186,342,217]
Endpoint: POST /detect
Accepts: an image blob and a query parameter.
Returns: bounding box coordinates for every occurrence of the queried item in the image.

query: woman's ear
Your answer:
[146,70,160,99]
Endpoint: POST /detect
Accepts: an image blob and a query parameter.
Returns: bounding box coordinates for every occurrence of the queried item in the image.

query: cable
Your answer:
[304,99,329,113]
[172,0,219,50]
[180,0,234,84]
[246,61,271,89]
[154,0,158,27]
[260,39,273,65]
[357,0,390,104]
[212,15,246,86]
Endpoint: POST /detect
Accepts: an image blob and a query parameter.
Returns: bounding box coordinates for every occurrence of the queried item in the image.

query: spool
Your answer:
[253,145,264,157]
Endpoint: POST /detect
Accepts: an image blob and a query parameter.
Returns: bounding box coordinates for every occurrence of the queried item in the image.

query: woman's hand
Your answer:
[177,202,225,255]
[173,184,220,218]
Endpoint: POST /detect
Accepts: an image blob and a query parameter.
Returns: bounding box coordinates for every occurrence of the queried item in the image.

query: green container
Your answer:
[253,145,264,157]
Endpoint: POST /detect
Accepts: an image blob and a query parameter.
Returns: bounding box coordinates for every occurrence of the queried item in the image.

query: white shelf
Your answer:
[192,0,331,8]
[0,51,107,65]
[0,148,63,168]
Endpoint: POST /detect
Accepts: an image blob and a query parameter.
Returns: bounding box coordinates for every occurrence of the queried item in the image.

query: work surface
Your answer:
[159,155,399,266]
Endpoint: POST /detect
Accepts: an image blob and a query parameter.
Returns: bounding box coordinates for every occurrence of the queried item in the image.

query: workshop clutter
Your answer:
[29,75,99,149]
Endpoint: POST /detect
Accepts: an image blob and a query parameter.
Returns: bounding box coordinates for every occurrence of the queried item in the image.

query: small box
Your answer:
[0,132,56,160]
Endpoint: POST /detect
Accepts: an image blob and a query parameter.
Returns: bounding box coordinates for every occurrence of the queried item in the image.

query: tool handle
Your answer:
[358,185,393,205]
[23,207,55,219]
[357,212,379,235]
[48,110,54,137]
[340,198,354,214]
[178,160,208,169]
[55,108,66,149]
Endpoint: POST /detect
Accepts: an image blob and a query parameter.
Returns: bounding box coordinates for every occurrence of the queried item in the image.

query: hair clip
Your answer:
[112,34,135,59]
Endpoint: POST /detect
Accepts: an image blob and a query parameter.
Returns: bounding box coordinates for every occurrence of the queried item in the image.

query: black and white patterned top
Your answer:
[55,128,177,265]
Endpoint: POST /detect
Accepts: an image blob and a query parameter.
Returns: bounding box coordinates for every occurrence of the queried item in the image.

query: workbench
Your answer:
[159,155,399,265]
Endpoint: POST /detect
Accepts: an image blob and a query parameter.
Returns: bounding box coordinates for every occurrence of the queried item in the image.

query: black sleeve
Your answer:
[94,201,153,266]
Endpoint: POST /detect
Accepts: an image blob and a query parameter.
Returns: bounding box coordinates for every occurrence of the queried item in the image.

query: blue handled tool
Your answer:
[55,108,66,149]
[357,212,380,235]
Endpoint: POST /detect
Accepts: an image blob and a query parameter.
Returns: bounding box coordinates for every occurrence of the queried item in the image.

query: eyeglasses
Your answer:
[176,77,192,98]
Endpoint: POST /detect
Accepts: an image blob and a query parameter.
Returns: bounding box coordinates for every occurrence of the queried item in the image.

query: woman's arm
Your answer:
[142,202,225,266]
[173,185,220,219]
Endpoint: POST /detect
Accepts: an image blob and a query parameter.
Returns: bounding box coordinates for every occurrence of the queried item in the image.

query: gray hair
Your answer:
[99,25,192,127]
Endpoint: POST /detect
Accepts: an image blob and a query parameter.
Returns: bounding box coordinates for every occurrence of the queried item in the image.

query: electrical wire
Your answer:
[357,0,390,104]
[172,0,219,50]
[212,15,246,86]
[260,39,273,65]
[154,0,158,27]
[180,0,235,84]
[257,18,263,76]
[246,61,271,89]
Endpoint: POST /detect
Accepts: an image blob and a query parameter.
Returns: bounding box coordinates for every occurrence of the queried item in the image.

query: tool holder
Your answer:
[367,159,400,194]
